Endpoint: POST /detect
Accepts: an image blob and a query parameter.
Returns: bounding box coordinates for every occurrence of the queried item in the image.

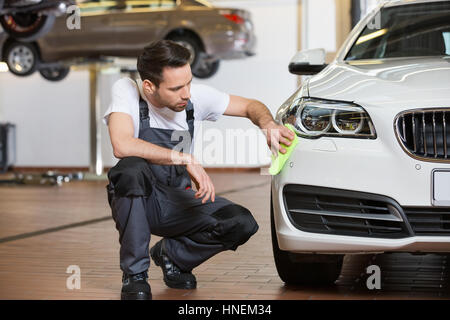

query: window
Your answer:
[125,0,176,10]
[443,32,450,55]
[346,2,450,60]
[77,0,123,14]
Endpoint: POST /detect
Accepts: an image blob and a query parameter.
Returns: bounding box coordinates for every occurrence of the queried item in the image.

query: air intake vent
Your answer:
[404,207,450,236]
[283,185,410,239]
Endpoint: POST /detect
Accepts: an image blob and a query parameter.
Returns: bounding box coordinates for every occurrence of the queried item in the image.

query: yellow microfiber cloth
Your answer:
[268,124,299,175]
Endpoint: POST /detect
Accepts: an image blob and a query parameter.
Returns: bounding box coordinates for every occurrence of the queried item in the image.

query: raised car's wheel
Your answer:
[192,59,220,79]
[0,13,55,42]
[39,66,70,81]
[270,194,344,285]
[168,34,219,78]
[168,34,201,69]
[4,41,38,77]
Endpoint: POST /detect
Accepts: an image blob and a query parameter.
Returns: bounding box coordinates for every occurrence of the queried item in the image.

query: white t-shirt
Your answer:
[103,77,230,146]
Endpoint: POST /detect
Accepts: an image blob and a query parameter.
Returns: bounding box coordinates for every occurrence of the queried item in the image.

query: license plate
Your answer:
[432,169,450,206]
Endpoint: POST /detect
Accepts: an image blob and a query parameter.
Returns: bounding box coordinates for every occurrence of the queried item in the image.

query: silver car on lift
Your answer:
[1,0,256,81]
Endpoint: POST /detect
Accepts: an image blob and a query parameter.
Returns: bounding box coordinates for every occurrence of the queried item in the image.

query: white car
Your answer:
[271,0,450,285]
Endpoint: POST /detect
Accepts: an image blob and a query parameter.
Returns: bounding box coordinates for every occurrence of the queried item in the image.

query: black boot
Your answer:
[150,240,197,289]
[121,271,152,300]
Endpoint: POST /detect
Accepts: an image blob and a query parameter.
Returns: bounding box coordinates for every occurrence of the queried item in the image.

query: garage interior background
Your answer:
[0,0,378,170]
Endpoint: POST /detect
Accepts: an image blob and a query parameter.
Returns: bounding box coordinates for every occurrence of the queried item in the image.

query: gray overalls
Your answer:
[106,94,259,275]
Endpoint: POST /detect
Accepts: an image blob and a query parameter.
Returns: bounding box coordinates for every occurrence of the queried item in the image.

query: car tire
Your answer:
[168,34,220,79]
[4,41,39,77]
[39,66,70,82]
[0,13,56,42]
[168,34,202,70]
[270,194,344,285]
[192,59,220,79]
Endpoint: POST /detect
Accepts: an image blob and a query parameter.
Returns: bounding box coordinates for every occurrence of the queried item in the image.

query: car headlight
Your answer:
[276,97,376,139]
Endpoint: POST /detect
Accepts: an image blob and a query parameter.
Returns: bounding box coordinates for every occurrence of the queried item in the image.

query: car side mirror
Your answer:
[288,48,328,75]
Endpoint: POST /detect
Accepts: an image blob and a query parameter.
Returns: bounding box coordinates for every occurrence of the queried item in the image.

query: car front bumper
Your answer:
[271,136,450,254]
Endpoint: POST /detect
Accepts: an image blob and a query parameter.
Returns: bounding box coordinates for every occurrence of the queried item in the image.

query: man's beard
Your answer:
[154,90,186,112]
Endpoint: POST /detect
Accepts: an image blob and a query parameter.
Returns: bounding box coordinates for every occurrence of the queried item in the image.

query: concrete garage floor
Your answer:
[0,171,449,300]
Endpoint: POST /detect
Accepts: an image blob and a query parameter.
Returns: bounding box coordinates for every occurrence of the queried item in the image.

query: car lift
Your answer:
[0,58,139,186]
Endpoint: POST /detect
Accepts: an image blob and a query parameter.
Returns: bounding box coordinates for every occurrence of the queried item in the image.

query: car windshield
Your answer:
[345,1,450,60]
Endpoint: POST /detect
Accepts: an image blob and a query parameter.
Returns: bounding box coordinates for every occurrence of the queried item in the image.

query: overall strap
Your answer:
[185,100,195,141]
[139,97,150,130]
[139,96,195,139]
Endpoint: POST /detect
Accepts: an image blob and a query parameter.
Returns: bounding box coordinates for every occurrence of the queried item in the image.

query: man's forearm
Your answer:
[115,137,192,165]
[246,100,276,129]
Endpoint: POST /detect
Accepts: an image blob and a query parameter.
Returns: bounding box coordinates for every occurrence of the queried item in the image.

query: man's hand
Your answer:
[186,157,215,204]
[263,121,296,156]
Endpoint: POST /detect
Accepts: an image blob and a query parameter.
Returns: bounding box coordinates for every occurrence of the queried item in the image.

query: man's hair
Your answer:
[137,40,191,87]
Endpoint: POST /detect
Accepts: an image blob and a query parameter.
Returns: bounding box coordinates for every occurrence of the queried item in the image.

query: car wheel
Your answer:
[39,66,70,82]
[0,13,56,42]
[4,41,38,77]
[169,34,221,79]
[168,35,200,67]
[270,194,344,285]
[192,59,220,79]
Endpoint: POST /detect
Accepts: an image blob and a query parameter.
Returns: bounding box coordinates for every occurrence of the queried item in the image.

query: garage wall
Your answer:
[360,0,380,18]
[0,70,91,167]
[302,0,337,52]
[0,0,299,168]
[192,0,299,167]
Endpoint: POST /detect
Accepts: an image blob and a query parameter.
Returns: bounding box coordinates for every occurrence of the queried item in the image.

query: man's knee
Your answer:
[211,204,259,249]
[108,157,153,197]
[111,157,149,176]
[232,205,259,246]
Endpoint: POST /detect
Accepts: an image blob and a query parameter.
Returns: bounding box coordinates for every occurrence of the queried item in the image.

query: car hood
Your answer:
[307,57,450,109]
